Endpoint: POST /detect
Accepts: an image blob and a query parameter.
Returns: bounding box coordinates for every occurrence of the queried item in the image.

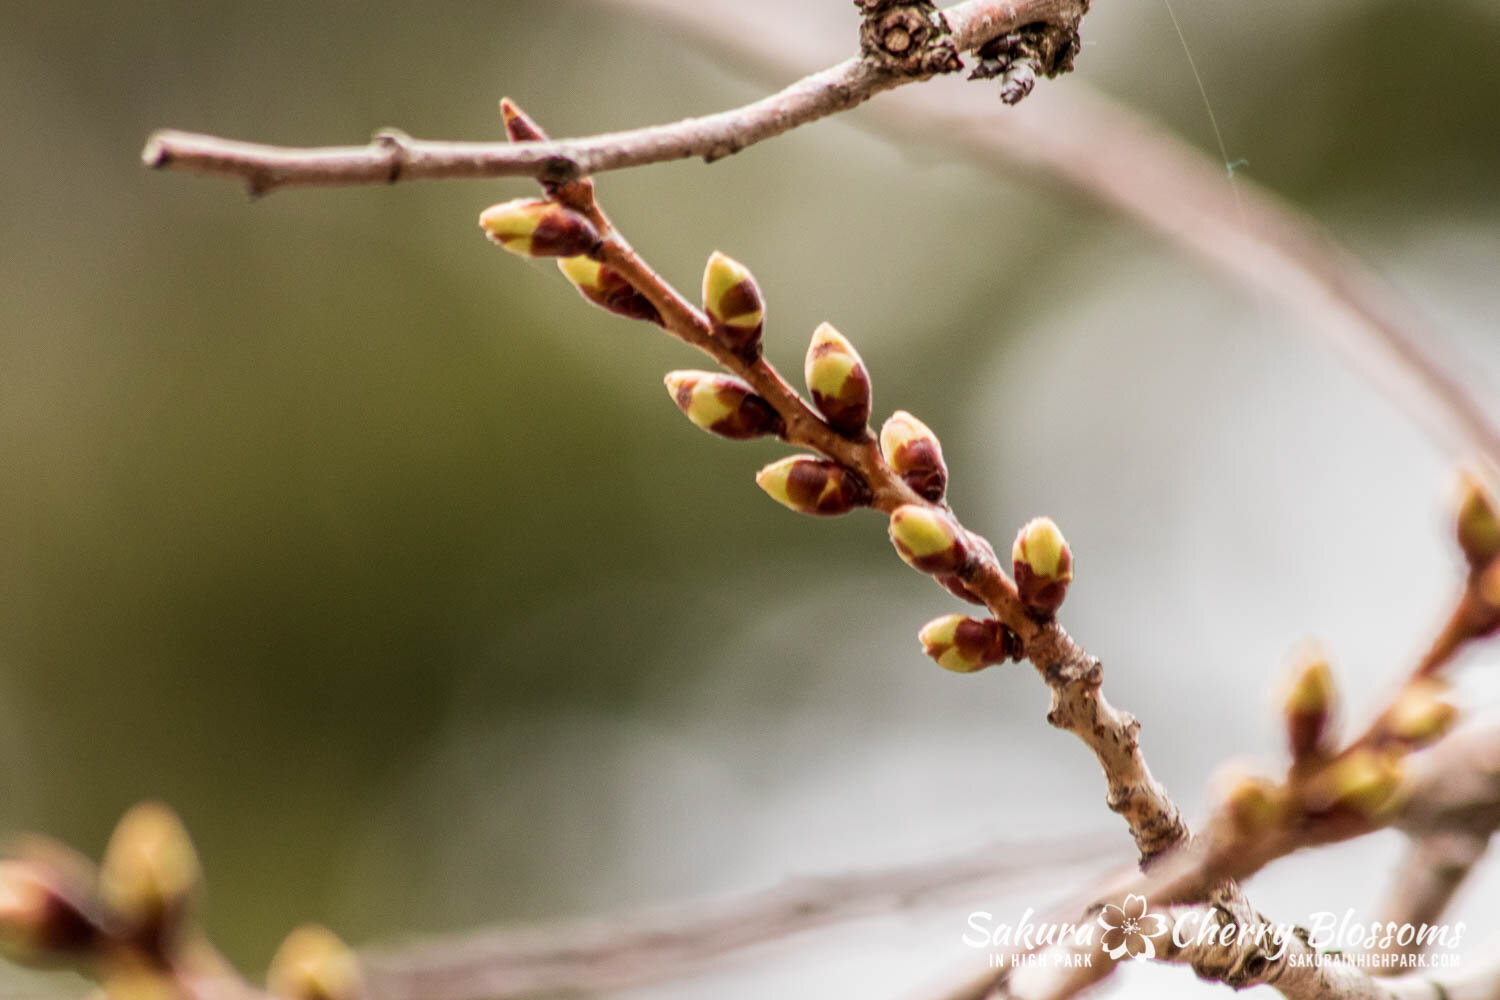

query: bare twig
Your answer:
[139,0,1085,197]
[1372,829,1488,966]
[360,831,1123,1000]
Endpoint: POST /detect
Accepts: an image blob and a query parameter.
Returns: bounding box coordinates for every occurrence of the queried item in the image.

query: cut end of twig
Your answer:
[140,132,172,169]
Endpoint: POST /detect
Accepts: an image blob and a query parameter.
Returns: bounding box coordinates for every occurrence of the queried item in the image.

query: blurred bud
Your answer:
[100,965,188,1000]
[889,505,968,574]
[917,614,1018,673]
[1210,763,1286,837]
[754,456,869,516]
[663,371,784,440]
[1281,646,1337,761]
[1300,749,1406,819]
[499,97,548,143]
[268,925,365,1000]
[701,252,764,356]
[479,199,601,258]
[1384,679,1458,747]
[1011,517,1072,617]
[879,411,947,501]
[99,803,200,953]
[0,859,104,962]
[1455,471,1500,571]
[804,323,872,435]
[556,256,662,324]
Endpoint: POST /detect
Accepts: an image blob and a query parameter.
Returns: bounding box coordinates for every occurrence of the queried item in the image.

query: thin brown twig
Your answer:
[139,0,1085,197]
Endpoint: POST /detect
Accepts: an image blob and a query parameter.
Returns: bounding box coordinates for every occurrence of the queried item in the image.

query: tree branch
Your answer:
[139,0,1086,197]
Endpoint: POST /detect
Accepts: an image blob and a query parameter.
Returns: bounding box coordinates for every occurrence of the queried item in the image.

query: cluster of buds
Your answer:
[1280,645,1338,762]
[1012,517,1072,618]
[0,804,363,1000]
[918,614,1020,673]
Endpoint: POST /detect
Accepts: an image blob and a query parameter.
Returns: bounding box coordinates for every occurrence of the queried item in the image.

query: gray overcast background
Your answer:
[2,1,1498,996]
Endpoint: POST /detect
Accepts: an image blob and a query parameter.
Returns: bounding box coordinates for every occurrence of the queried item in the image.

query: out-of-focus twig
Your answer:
[359,831,1125,1000]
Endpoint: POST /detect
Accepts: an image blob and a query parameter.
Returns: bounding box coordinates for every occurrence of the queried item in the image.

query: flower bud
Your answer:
[1011,517,1072,617]
[889,505,968,574]
[0,859,104,961]
[1456,471,1500,571]
[1281,647,1337,761]
[701,252,764,356]
[268,925,365,1000]
[99,803,200,953]
[499,97,548,143]
[557,256,661,324]
[917,615,1018,673]
[1211,764,1286,837]
[1384,680,1458,747]
[754,456,869,516]
[879,411,947,501]
[479,199,601,258]
[804,323,872,435]
[1300,749,1406,819]
[664,371,784,440]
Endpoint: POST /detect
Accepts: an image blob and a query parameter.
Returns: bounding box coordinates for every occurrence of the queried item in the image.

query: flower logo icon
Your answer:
[1096,894,1169,961]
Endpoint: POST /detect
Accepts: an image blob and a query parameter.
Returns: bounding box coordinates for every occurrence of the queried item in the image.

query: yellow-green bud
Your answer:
[1384,679,1458,747]
[268,925,365,1000]
[701,251,764,357]
[1281,646,1337,761]
[99,802,200,953]
[1210,764,1286,837]
[0,859,103,962]
[1011,517,1072,617]
[889,505,968,574]
[664,371,784,440]
[557,256,661,324]
[754,455,869,516]
[879,410,947,501]
[478,199,601,258]
[1456,471,1500,571]
[1300,749,1406,819]
[917,614,1017,673]
[804,323,872,435]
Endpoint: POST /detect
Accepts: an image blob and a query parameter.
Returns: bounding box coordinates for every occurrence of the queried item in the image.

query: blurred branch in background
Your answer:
[600,0,1500,490]
[360,830,1122,1000]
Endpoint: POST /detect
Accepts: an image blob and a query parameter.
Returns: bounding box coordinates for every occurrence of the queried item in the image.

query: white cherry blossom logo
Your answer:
[1096,894,1169,961]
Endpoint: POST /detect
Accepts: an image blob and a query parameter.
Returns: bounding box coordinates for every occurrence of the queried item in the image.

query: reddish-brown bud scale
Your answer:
[663,371,783,441]
[499,98,548,143]
[0,860,107,960]
[479,200,601,259]
[1281,648,1337,762]
[889,505,969,574]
